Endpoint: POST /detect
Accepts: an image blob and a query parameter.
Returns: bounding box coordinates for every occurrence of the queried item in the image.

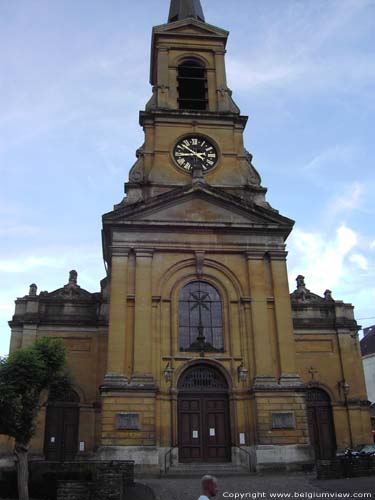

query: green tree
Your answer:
[0,337,72,500]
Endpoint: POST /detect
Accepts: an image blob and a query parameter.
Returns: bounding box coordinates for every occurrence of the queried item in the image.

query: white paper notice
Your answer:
[50,437,55,443]
[193,430,198,439]
[79,441,85,452]
[209,428,215,437]
[239,432,246,445]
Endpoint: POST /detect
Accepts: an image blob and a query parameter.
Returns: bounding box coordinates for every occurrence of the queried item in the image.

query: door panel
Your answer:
[205,399,229,461]
[178,398,203,461]
[317,407,336,459]
[44,407,61,461]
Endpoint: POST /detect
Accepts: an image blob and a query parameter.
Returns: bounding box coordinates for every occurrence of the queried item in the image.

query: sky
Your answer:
[0,0,374,357]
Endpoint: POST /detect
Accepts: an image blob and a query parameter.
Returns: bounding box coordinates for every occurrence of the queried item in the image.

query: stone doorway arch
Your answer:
[177,364,231,462]
[306,388,336,459]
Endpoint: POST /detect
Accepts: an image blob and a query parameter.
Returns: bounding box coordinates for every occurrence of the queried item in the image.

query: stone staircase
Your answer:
[163,462,252,478]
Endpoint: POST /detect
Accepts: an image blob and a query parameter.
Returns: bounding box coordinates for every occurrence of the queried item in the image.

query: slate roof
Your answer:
[168,0,205,23]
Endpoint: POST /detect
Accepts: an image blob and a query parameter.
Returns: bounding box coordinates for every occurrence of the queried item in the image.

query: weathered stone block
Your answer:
[57,481,91,500]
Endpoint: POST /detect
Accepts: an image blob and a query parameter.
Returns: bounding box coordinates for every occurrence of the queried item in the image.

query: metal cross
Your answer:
[190,291,209,319]
[308,366,318,380]
[189,291,210,348]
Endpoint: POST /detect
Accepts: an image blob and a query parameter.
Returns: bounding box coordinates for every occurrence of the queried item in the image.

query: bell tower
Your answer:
[125,0,267,206]
[100,0,313,472]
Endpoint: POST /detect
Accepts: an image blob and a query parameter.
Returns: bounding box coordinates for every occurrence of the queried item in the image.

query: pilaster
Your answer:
[157,47,170,108]
[131,249,155,386]
[104,247,130,387]
[269,251,301,387]
[246,251,277,387]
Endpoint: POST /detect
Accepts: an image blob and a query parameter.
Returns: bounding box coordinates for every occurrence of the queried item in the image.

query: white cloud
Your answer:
[370,241,375,250]
[288,224,358,292]
[329,182,364,216]
[349,254,368,270]
[303,145,357,175]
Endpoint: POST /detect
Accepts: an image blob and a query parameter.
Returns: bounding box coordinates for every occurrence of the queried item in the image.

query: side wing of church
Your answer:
[2,0,372,473]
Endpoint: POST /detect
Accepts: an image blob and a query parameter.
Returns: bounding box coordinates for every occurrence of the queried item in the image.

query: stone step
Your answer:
[164,463,252,477]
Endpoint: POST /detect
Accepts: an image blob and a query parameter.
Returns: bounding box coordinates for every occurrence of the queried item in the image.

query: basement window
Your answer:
[177,59,208,111]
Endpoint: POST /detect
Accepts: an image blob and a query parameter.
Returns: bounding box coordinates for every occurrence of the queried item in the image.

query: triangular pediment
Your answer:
[153,19,228,38]
[104,185,294,233]
[132,195,260,224]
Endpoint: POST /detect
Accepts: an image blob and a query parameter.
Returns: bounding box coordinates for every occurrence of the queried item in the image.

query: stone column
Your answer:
[269,251,300,386]
[131,249,154,385]
[104,247,129,387]
[246,252,276,386]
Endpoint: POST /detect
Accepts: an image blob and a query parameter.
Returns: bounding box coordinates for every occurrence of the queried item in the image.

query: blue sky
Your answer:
[0,0,374,356]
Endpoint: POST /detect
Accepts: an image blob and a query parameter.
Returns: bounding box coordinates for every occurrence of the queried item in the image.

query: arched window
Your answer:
[179,281,224,352]
[177,59,208,110]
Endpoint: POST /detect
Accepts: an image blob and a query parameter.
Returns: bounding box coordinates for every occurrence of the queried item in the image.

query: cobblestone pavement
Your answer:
[139,473,375,500]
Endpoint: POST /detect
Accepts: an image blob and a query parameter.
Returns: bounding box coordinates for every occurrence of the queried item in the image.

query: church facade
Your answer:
[2,0,372,473]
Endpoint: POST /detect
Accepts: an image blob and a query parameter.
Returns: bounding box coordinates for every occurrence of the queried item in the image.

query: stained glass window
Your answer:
[179,281,224,352]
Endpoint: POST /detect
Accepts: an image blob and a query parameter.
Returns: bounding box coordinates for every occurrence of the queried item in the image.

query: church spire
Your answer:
[168,0,205,23]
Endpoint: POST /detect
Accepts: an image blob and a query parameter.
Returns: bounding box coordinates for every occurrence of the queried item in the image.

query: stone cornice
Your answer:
[268,250,288,261]
[134,248,154,258]
[110,246,131,257]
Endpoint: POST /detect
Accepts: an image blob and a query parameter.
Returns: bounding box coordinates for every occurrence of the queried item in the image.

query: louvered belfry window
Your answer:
[177,59,208,110]
[179,281,224,352]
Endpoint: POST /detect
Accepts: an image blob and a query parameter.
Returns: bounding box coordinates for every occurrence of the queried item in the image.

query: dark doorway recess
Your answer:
[178,364,231,462]
[44,389,80,461]
[306,388,337,460]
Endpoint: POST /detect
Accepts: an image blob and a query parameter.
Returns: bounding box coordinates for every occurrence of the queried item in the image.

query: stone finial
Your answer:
[29,283,38,296]
[69,270,78,286]
[324,289,333,301]
[296,275,306,289]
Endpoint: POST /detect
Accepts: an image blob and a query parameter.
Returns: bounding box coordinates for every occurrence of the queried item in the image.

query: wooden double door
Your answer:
[307,389,336,460]
[44,397,79,461]
[177,364,231,463]
[178,393,231,462]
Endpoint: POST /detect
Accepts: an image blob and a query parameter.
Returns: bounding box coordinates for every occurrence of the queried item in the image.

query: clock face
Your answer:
[173,136,219,173]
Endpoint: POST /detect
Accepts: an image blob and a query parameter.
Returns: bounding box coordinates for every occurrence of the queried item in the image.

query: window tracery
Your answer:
[179,281,224,352]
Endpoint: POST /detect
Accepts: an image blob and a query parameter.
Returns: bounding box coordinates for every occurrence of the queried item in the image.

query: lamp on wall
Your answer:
[339,380,350,396]
[163,362,174,383]
[237,362,248,383]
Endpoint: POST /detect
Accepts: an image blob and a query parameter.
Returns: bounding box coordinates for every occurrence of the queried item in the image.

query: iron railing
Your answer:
[232,444,253,472]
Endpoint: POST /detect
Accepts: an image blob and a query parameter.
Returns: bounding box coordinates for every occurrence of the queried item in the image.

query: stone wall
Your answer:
[255,392,310,446]
[317,457,375,479]
[30,460,134,500]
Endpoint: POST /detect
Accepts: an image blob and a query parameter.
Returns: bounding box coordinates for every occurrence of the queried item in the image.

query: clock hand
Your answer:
[175,153,199,157]
[180,144,205,160]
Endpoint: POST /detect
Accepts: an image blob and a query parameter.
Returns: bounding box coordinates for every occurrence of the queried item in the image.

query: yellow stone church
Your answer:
[1,0,372,474]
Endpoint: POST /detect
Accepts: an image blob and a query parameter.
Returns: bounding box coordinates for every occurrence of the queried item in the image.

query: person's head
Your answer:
[201,475,218,498]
